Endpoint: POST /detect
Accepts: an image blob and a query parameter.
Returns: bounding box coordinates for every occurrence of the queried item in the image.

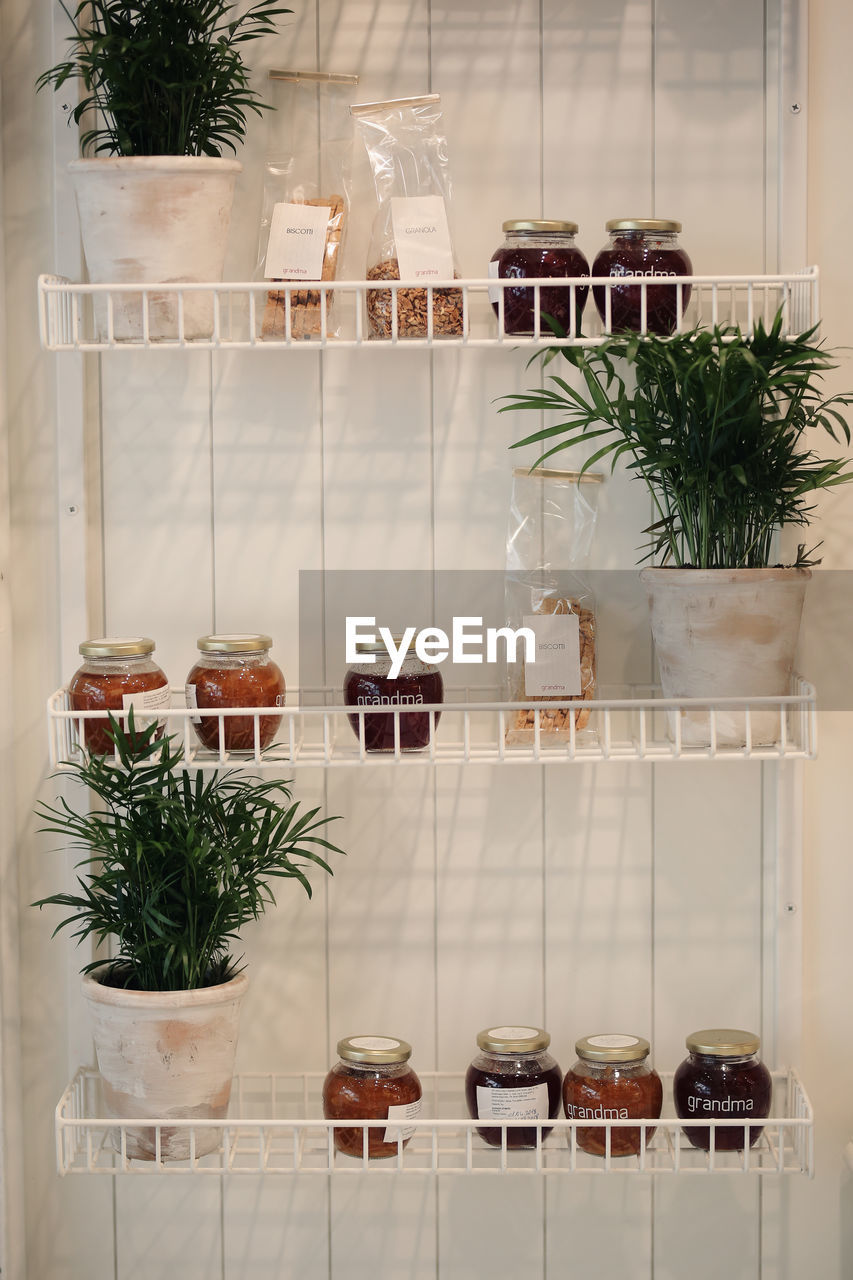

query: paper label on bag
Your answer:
[264,201,330,280]
[391,196,454,281]
[384,1098,422,1144]
[523,613,581,697]
[476,1083,549,1121]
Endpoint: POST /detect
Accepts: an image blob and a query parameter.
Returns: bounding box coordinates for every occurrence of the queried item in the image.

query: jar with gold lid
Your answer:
[68,637,170,755]
[185,633,285,753]
[464,1025,562,1148]
[673,1028,772,1151]
[592,218,692,334]
[344,638,443,752]
[489,219,589,336]
[322,1035,423,1159]
[563,1033,663,1157]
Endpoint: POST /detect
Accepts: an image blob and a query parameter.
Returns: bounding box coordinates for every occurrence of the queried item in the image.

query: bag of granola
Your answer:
[505,467,602,742]
[351,94,463,338]
[256,70,358,340]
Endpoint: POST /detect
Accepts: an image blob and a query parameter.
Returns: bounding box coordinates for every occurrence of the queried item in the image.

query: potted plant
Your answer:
[500,312,853,744]
[38,0,291,338]
[35,714,343,1160]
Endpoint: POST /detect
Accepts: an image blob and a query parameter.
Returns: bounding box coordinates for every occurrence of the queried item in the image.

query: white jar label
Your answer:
[121,684,170,713]
[488,258,501,306]
[587,1035,641,1050]
[264,201,330,280]
[185,682,201,726]
[523,612,581,697]
[476,1082,549,1121]
[488,1025,540,1041]
[349,1036,401,1051]
[391,196,454,282]
[384,1097,422,1143]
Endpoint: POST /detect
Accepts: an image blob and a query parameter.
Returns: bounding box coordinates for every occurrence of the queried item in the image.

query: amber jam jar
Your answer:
[344,639,443,752]
[592,219,692,335]
[465,1026,562,1149]
[562,1034,663,1157]
[489,220,589,336]
[673,1029,772,1152]
[322,1036,423,1159]
[68,637,170,755]
[185,634,285,753]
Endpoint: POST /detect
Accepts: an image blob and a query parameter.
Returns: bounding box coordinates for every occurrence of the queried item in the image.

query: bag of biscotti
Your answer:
[504,467,602,743]
[256,70,358,340]
[351,94,464,339]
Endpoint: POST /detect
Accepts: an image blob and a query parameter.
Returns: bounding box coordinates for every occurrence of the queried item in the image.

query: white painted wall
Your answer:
[4,0,853,1277]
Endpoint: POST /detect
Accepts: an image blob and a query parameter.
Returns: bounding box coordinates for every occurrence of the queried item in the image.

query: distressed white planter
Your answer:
[640,567,810,747]
[69,156,240,341]
[82,968,248,1161]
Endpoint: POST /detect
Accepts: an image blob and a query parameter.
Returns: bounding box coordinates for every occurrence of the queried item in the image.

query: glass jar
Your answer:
[68,637,170,755]
[464,1025,562,1149]
[344,639,443,752]
[185,634,285,753]
[322,1035,423,1159]
[489,220,589,336]
[562,1033,663,1157]
[673,1029,773,1152]
[592,218,692,335]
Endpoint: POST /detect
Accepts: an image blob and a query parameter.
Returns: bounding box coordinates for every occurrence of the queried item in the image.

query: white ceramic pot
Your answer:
[82,967,248,1161]
[69,156,241,341]
[639,567,810,747]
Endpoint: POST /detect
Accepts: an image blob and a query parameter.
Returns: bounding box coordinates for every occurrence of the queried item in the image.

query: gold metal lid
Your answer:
[196,634,273,654]
[270,69,359,84]
[337,1035,412,1065]
[476,1025,550,1054]
[502,219,579,234]
[513,467,603,483]
[79,637,155,658]
[685,1029,760,1057]
[575,1034,651,1064]
[354,637,405,654]
[605,218,682,232]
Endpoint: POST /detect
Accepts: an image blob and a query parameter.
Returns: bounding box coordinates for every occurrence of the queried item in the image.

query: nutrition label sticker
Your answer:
[384,1098,422,1144]
[476,1083,549,1121]
[264,201,330,280]
[391,196,454,282]
[523,612,581,697]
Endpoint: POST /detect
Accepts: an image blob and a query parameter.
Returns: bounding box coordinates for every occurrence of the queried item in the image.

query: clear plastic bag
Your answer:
[256,70,358,339]
[505,467,602,741]
[351,94,463,338]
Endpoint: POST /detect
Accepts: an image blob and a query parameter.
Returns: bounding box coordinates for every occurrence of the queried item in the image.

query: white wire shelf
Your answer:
[56,1068,813,1177]
[46,679,817,770]
[38,269,819,351]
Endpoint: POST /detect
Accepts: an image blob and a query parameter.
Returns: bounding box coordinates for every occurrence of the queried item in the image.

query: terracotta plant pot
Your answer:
[82,967,248,1161]
[69,156,241,341]
[639,567,810,747]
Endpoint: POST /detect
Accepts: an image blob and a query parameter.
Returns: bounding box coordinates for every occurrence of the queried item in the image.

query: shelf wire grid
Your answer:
[38,269,819,351]
[55,1068,814,1177]
[46,679,817,770]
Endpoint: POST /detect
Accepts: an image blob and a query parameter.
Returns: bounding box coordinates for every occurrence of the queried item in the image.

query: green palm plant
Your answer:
[501,312,853,568]
[38,0,292,156]
[35,714,343,991]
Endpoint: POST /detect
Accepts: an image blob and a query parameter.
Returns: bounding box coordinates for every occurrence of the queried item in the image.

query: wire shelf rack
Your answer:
[56,1068,813,1177]
[38,269,819,351]
[46,678,817,770]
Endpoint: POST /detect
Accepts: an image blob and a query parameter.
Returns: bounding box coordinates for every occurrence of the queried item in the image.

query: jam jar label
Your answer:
[384,1097,422,1144]
[487,259,501,305]
[523,613,581,697]
[185,682,201,725]
[391,195,454,282]
[349,1037,401,1052]
[476,1083,549,1121]
[264,201,331,281]
[121,684,171,713]
[587,1035,641,1050]
[684,1094,755,1115]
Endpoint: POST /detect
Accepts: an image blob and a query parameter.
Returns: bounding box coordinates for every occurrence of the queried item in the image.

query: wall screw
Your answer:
[67,504,78,516]
[784,902,797,914]
[790,102,801,114]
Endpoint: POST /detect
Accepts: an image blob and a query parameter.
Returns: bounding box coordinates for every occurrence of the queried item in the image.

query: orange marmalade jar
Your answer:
[68,637,170,755]
[185,634,286,753]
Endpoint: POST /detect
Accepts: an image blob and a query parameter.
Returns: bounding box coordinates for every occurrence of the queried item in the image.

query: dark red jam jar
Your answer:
[185,633,285,753]
[673,1028,772,1152]
[465,1025,562,1149]
[322,1035,423,1160]
[68,637,170,755]
[562,1034,663,1157]
[592,218,692,335]
[489,220,589,336]
[344,639,443,752]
